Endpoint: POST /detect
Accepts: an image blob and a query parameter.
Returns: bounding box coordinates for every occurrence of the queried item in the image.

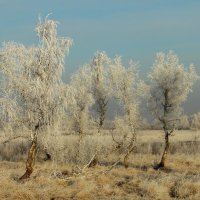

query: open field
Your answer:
[137,130,200,142]
[0,2,199,200]
[0,130,200,200]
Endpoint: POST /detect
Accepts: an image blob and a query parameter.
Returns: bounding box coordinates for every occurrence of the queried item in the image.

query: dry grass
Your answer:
[0,130,200,199]
[0,154,200,200]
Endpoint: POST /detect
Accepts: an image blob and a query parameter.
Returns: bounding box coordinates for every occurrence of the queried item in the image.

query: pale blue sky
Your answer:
[0,0,199,114]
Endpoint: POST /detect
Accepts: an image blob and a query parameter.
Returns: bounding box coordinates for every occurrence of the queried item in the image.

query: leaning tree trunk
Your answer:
[155,131,169,169]
[154,89,171,170]
[19,139,37,180]
[20,125,39,180]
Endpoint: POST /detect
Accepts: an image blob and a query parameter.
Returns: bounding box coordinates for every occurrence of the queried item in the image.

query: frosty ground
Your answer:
[0,130,200,200]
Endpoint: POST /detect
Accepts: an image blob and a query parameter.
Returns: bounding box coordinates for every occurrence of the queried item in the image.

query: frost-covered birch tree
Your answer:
[90,52,111,132]
[67,65,94,136]
[110,56,140,168]
[0,86,18,132]
[178,115,190,130]
[0,17,72,179]
[66,66,94,163]
[191,113,200,130]
[145,51,198,169]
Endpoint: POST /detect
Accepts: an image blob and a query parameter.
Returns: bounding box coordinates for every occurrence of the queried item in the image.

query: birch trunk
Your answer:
[20,139,37,180]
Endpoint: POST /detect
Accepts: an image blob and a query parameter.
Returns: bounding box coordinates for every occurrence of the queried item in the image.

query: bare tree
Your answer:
[90,52,111,132]
[0,17,72,179]
[110,56,140,168]
[145,51,198,169]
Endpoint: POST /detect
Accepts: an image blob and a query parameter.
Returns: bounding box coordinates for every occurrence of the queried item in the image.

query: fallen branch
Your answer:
[83,154,98,169]
[63,159,121,181]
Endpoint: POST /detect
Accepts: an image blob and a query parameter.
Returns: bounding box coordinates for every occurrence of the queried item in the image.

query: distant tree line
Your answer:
[141,113,200,130]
